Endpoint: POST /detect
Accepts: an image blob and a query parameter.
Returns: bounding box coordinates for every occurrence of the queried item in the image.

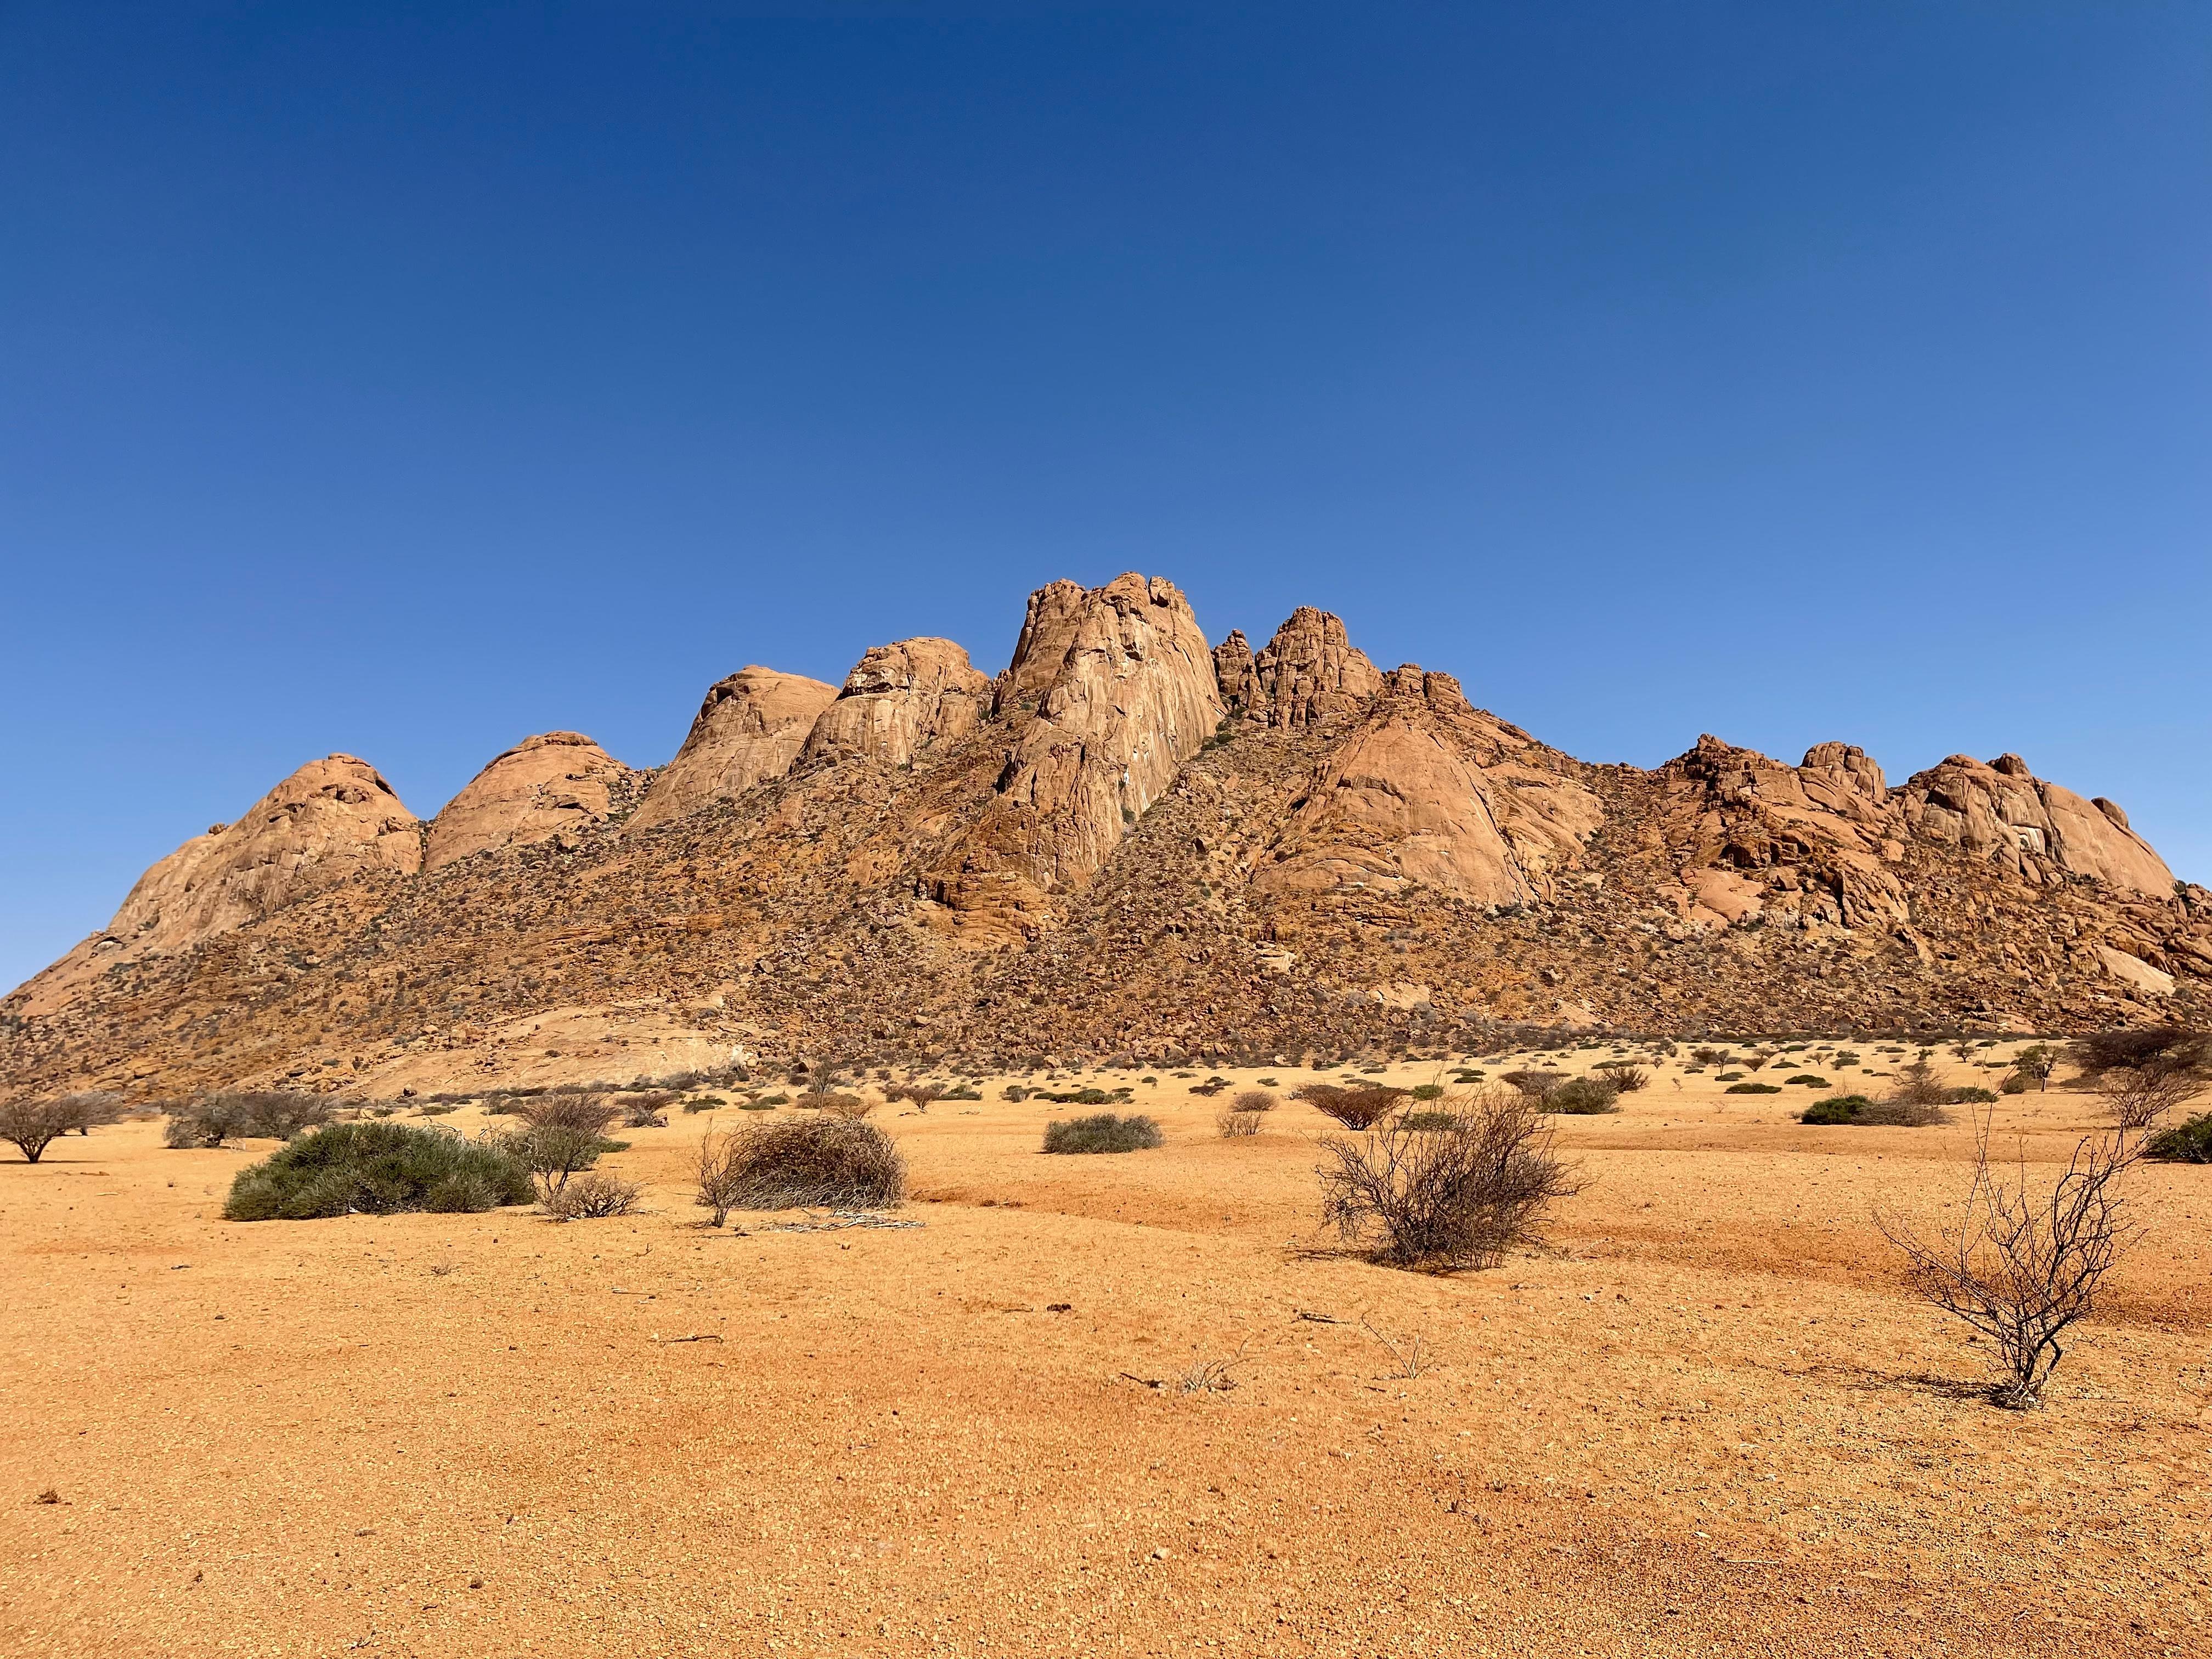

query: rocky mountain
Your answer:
[7,573,2208,1097]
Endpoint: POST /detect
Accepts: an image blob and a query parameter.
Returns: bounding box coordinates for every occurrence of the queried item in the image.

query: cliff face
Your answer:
[9,574,2208,1095]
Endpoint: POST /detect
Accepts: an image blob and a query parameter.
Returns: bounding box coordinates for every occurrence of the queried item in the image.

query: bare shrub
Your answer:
[1230,1090,1278,1115]
[885,1082,945,1109]
[1599,1064,1649,1093]
[708,1117,906,1209]
[165,1091,332,1149]
[1294,1082,1407,1130]
[817,1095,877,1120]
[1216,1108,1263,1139]
[1876,1110,2142,1409]
[1361,1317,1431,1379]
[0,1093,122,1164]
[696,1130,746,1225]
[617,1091,678,1128]
[515,1093,620,1136]
[1500,1069,1565,1103]
[1177,1340,1250,1393]
[2095,1054,2207,1131]
[1888,1056,1951,1109]
[1316,1088,1580,1271]
[544,1170,642,1221]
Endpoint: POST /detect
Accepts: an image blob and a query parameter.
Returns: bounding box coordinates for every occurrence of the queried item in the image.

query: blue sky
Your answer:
[4,3,2207,993]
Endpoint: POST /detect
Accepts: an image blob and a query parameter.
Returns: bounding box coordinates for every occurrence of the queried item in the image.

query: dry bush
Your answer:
[165,1091,332,1149]
[1888,1056,1951,1108]
[1600,1064,1649,1093]
[1294,1082,1407,1130]
[0,1093,122,1164]
[1316,1087,1580,1271]
[885,1082,945,1109]
[544,1170,642,1221]
[819,1095,877,1120]
[2094,1055,2207,1131]
[1216,1108,1263,1139]
[702,1116,906,1210]
[1543,1076,1621,1115]
[617,1091,678,1128]
[1877,1111,2143,1409]
[516,1092,620,1136]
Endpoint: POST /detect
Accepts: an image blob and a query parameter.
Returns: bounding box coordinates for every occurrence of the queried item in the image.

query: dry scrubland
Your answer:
[3,1042,2208,1657]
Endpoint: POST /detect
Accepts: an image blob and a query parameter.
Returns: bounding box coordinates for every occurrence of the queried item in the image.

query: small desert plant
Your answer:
[223,1122,534,1220]
[1725,1082,1782,1095]
[0,1092,123,1163]
[1500,1070,1565,1102]
[1877,1111,2143,1409]
[1295,1082,1407,1129]
[1598,1064,1649,1093]
[1229,1090,1278,1116]
[1999,1073,2029,1096]
[1801,1094,1949,1127]
[818,1095,877,1120]
[544,1170,642,1220]
[681,1096,726,1113]
[1888,1056,1953,1109]
[885,1082,946,1109]
[1400,1110,1460,1131]
[1544,1076,1622,1114]
[697,1117,906,1209]
[165,1091,332,1149]
[617,1091,677,1128]
[1216,1108,1263,1139]
[1784,1074,1830,1087]
[1043,1113,1164,1154]
[1189,1076,1231,1097]
[1316,1088,1579,1271]
[2144,1113,2212,1163]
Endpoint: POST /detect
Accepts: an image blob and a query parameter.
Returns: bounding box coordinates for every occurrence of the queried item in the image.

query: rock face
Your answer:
[628,668,838,833]
[1218,607,1384,727]
[800,638,991,769]
[1900,753,2175,898]
[938,574,1222,930]
[1255,696,1533,904]
[425,733,633,871]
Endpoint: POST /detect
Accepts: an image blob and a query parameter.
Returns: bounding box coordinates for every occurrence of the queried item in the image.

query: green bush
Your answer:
[1042,1114,1164,1154]
[1726,1082,1782,1094]
[1410,1083,1446,1101]
[2145,1113,2212,1163]
[1714,1072,1745,1084]
[1783,1074,1829,1087]
[1799,1094,1948,1127]
[1946,1086,2000,1105]
[223,1122,534,1221]
[1999,1072,2029,1095]
[1543,1077,1621,1115]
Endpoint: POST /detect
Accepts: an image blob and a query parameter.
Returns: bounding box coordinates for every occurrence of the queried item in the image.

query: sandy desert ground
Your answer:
[3,1042,2207,1656]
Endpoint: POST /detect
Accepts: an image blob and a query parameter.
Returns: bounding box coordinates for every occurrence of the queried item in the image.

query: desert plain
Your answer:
[2,1042,2206,1657]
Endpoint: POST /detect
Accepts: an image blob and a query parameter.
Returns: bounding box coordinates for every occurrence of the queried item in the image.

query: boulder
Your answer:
[799,637,990,768]
[425,733,633,870]
[628,667,838,832]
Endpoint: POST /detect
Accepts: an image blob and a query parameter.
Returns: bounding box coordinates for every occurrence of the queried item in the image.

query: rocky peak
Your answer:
[1220,607,1383,727]
[628,666,838,833]
[1799,742,1889,809]
[425,732,634,871]
[1900,754,2173,898]
[800,637,991,768]
[939,573,1222,933]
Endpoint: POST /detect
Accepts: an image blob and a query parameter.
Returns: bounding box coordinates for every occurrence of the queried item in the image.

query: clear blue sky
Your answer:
[4,3,2207,994]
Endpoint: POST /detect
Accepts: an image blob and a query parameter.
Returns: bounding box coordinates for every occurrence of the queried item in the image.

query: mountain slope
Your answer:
[7,573,2208,1096]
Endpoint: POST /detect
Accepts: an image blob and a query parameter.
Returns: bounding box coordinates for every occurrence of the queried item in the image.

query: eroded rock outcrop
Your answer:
[1656,735,1910,930]
[425,733,633,871]
[800,638,990,768]
[939,574,1222,931]
[1217,607,1383,728]
[628,667,838,833]
[1900,753,2174,899]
